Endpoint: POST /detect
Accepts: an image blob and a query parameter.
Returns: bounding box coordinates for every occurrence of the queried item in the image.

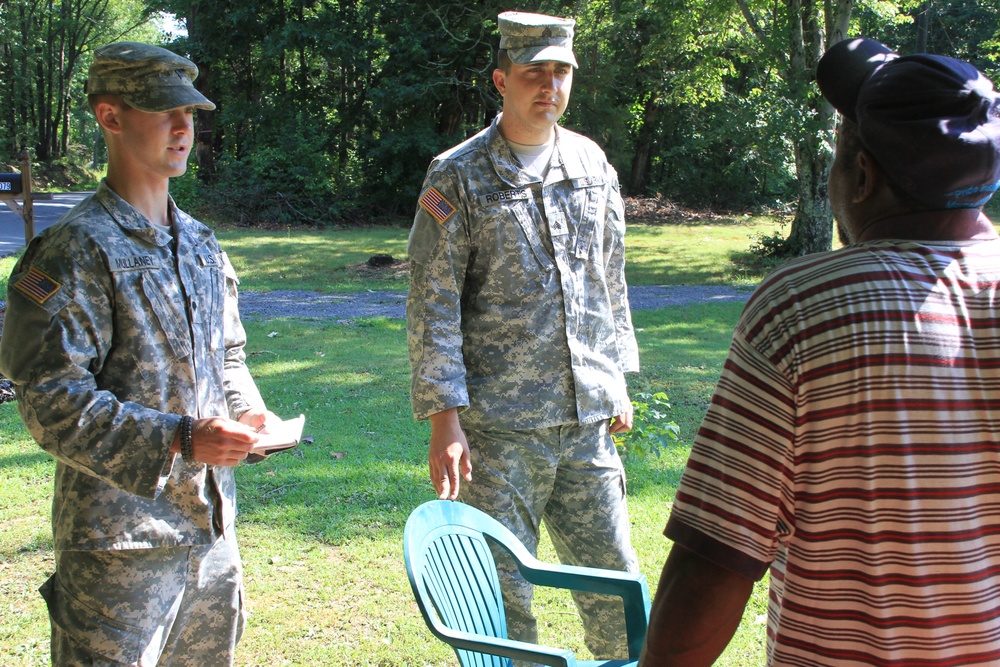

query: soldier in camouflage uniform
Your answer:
[407,12,640,660]
[0,42,276,666]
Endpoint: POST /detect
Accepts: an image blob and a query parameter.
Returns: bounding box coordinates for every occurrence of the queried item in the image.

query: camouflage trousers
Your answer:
[460,420,638,660]
[43,524,245,666]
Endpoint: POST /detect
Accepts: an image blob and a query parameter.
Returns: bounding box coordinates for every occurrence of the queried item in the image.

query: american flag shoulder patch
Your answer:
[14,267,62,304]
[419,186,457,224]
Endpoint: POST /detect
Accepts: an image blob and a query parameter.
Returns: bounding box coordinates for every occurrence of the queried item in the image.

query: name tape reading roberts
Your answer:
[479,189,529,207]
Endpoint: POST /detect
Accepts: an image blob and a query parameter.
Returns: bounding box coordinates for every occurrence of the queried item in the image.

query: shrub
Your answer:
[613,391,680,459]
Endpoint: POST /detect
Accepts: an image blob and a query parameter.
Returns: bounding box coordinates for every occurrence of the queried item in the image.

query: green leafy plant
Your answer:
[614,391,680,458]
[748,219,790,260]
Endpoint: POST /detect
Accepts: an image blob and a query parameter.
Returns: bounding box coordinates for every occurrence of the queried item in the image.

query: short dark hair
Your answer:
[836,118,865,162]
[88,93,132,115]
[497,49,512,73]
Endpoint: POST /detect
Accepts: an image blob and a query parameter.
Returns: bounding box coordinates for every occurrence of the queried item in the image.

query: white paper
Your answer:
[250,414,306,455]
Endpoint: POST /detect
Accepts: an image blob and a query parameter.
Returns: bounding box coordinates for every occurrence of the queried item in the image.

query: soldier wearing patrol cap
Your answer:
[0,42,277,666]
[407,11,640,660]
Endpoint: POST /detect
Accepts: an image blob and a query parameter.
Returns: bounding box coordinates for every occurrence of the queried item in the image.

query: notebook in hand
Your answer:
[251,414,306,455]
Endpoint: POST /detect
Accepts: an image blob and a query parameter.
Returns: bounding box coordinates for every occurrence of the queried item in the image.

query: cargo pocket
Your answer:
[40,573,146,665]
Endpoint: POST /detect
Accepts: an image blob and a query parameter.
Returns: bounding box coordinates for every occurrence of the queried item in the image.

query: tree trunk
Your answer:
[195,61,216,183]
[92,124,105,169]
[783,136,832,254]
[187,2,217,183]
[767,0,851,258]
[629,100,658,194]
[915,1,933,52]
[35,57,50,160]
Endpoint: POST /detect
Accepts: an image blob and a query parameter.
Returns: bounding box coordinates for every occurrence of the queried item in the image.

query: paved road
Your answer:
[0,191,91,256]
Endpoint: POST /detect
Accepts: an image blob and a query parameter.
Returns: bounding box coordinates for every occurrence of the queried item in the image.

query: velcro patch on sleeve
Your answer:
[13,267,62,304]
[419,187,457,224]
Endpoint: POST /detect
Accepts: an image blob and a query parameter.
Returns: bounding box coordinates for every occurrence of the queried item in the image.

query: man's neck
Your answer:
[104,167,171,227]
[854,208,999,243]
[497,114,556,146]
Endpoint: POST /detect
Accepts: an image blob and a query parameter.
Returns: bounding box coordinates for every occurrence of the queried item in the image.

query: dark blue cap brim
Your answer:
[817,38,897,120]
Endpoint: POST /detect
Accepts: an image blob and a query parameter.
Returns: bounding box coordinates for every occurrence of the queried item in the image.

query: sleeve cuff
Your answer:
[665,515,771,581]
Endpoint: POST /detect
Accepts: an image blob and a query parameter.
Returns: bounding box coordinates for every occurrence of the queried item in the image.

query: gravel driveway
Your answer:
[0,285,751,402]
[237,285,753,321]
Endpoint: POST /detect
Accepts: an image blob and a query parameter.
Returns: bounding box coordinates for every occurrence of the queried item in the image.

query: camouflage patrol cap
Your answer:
[498,12,577,68]
[85,42,215,112]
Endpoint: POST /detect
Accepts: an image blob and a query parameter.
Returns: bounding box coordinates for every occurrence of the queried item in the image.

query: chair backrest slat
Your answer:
[416,524,509,667]
[406,500,644,667]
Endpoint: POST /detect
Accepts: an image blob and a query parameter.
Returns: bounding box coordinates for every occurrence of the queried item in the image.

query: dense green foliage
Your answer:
[2,0,1000,230]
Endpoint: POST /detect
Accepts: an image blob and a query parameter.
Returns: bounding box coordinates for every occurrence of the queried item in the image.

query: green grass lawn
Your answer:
[4,194,1000,664]
[0,214,788,665]
[208,214,790,294]
[1,306,769,667]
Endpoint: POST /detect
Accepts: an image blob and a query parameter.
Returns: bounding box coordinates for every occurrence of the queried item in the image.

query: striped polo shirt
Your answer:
[667,235,1000,666]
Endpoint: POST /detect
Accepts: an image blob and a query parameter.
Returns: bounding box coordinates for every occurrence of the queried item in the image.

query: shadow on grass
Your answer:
[1,303,744,549]
[234,303,745,545]
[16,533,53,555]
[0,449,52,471]
[237,455,431,543]
[622,302,744,500]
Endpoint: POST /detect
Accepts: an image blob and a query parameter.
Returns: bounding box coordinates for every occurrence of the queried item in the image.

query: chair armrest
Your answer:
[493,540,651,659]
[428,621,577,667]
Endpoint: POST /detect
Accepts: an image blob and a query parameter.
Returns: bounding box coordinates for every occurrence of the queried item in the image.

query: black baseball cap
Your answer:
[817,37,1000,209]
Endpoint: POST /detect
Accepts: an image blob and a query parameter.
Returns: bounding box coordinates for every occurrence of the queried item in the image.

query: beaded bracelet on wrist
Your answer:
[180,415,195,462]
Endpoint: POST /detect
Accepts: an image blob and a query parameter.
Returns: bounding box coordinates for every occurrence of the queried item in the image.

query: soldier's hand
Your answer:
[189,416,258,466]
[428,408,472,500]
[237,407,279,432]
[610,405,634,434]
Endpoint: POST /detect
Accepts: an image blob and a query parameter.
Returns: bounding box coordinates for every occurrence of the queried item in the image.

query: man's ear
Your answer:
[853,149,884,203]
[492,68,506,96]
[94,101,124,135]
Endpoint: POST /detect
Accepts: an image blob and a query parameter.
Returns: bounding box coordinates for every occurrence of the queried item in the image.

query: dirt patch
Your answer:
[624,195,736,225]
[351,257,410,281]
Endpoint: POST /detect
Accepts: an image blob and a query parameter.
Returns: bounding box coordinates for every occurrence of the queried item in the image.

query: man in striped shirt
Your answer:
[640,38,1000,666]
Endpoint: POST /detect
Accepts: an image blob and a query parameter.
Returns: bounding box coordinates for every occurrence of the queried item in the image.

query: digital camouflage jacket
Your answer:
[407,115,639,430]
[0,182,264,551]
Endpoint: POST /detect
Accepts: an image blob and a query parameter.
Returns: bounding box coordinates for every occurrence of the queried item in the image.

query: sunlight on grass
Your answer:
[625,215,791,286]
[0,304,771,666]
[0,254,17,295]
[217,226,411,293]
[0,221,780,665]
[5,199,1000,665]
[0,403,53,667]
[204,213,796,294]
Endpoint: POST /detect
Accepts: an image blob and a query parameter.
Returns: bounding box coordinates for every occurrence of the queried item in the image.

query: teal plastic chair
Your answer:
[403,500,650,667]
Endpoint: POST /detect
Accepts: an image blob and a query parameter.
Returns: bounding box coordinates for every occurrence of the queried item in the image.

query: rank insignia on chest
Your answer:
[14,266,62,304]
[419,187,456,224]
